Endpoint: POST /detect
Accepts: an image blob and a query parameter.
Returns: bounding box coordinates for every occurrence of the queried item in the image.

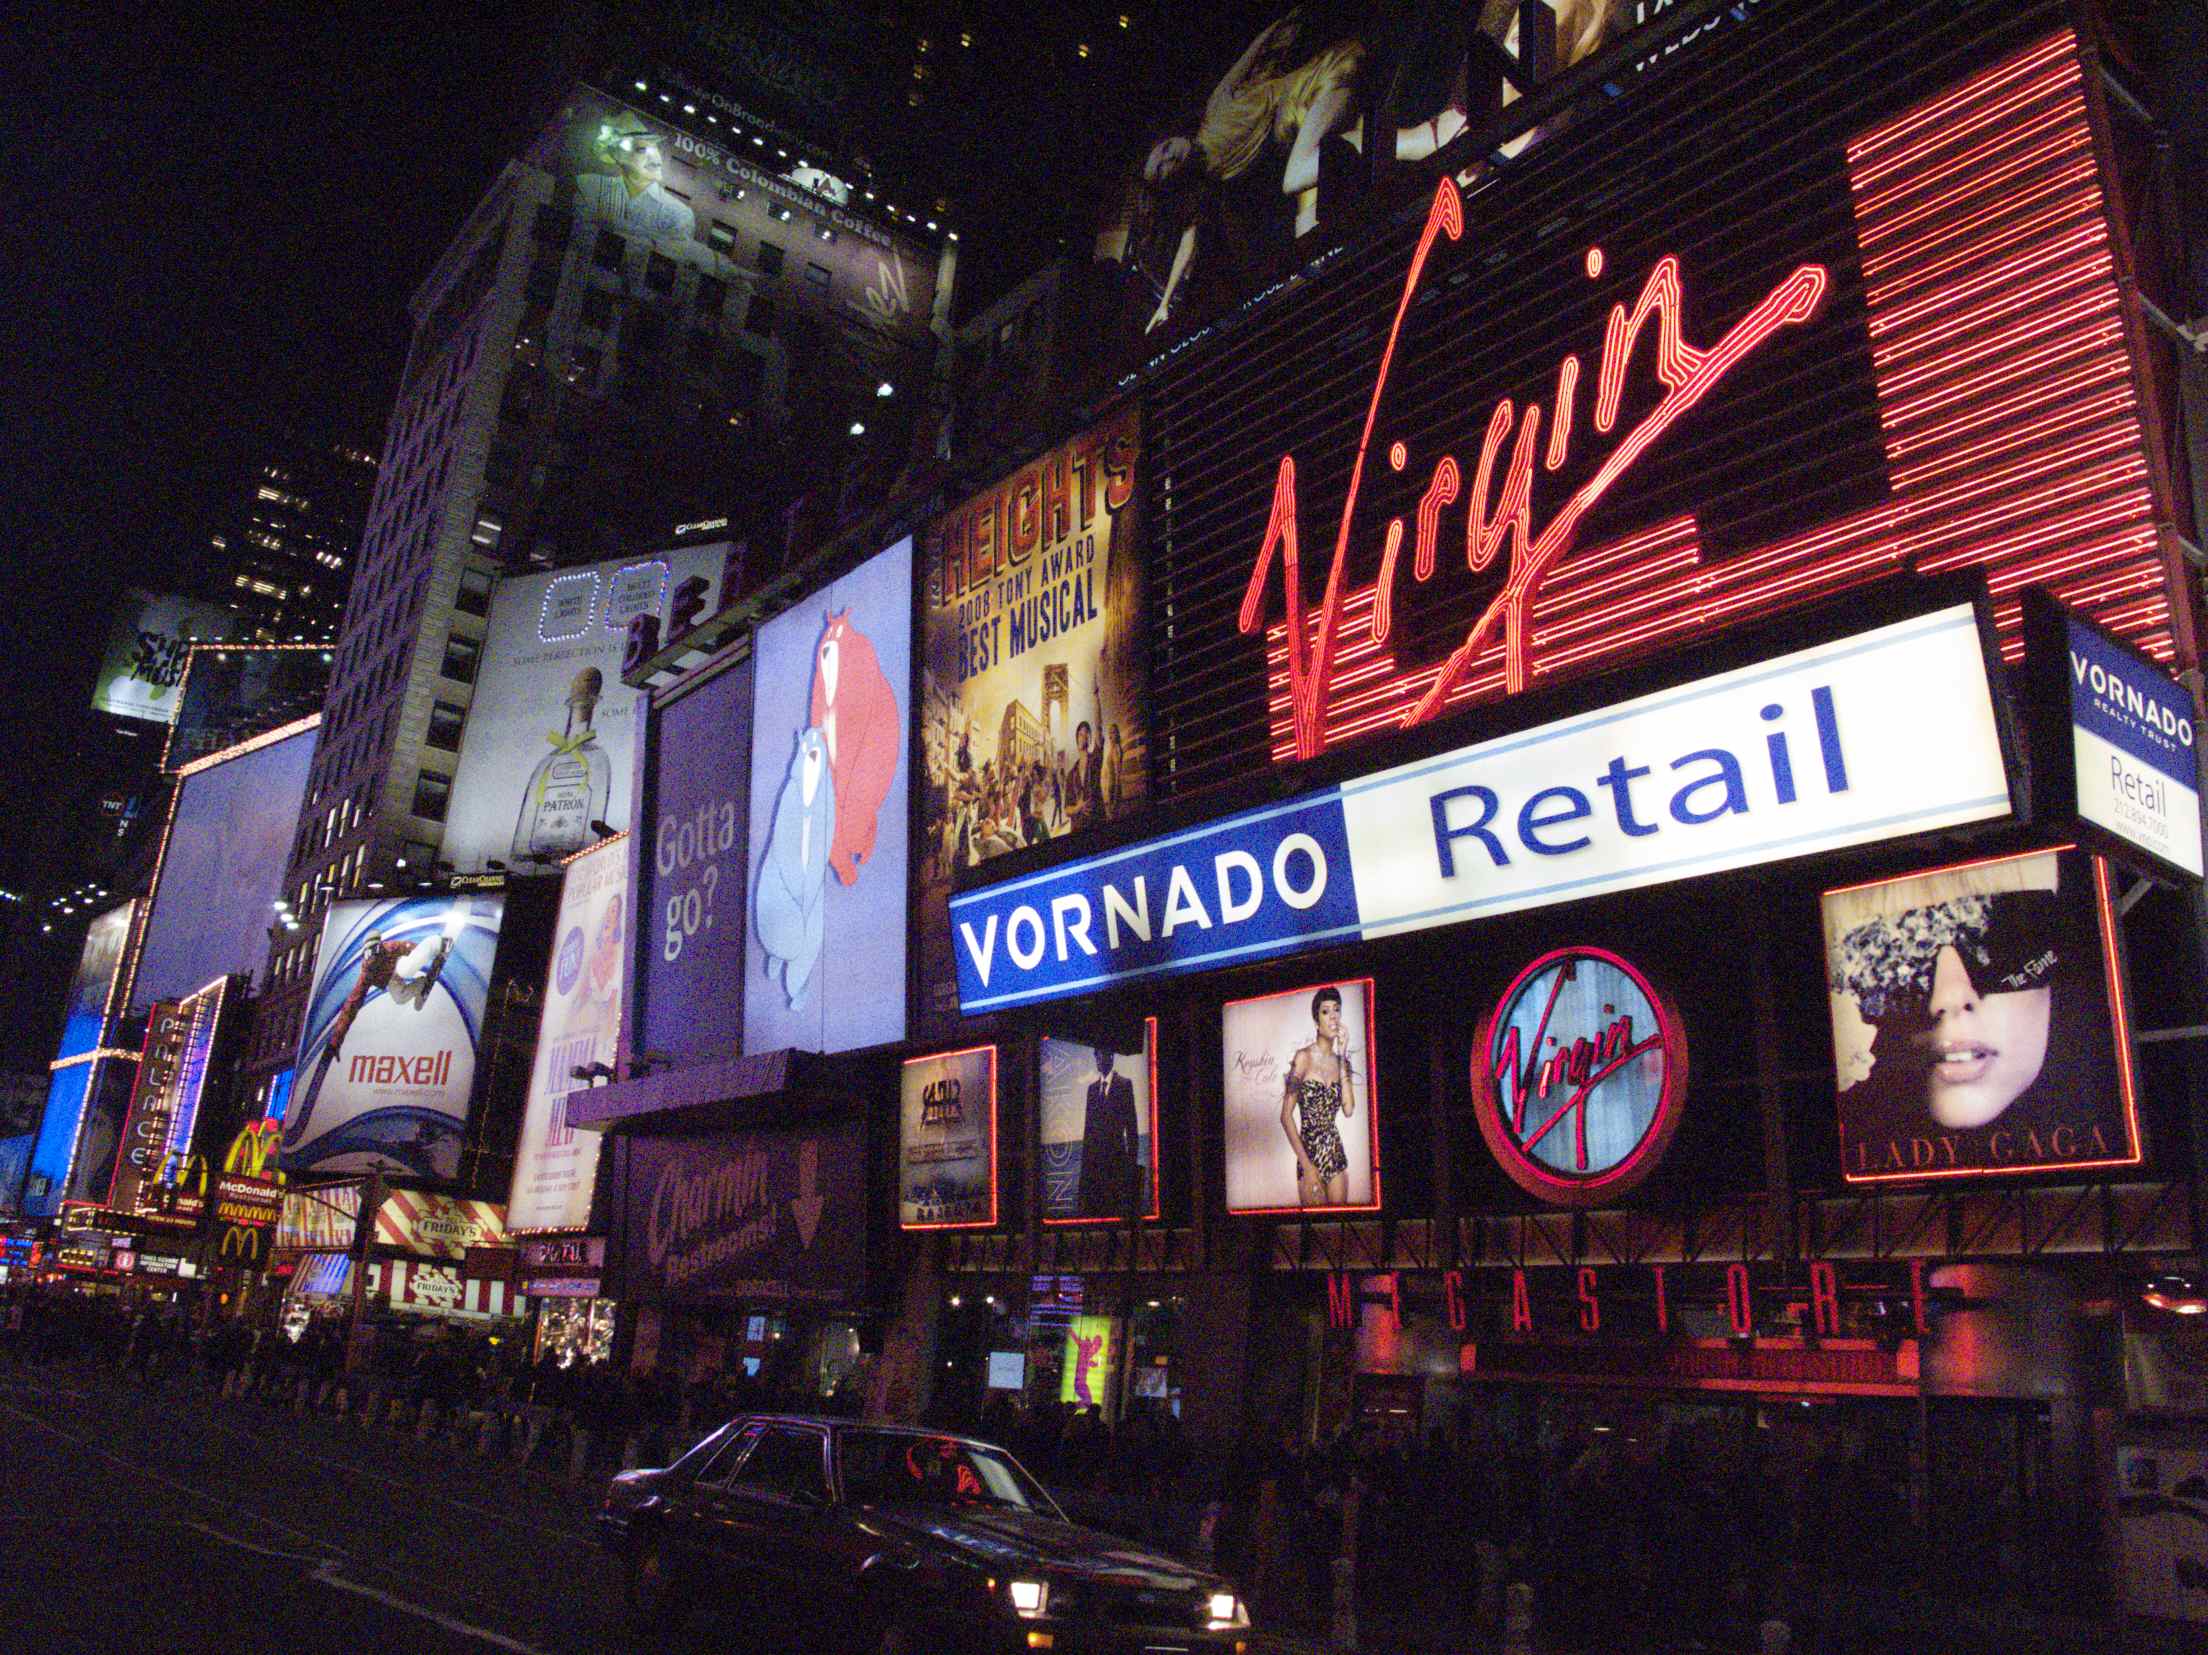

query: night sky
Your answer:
[3,2,553,896]
[0,1,1280,914]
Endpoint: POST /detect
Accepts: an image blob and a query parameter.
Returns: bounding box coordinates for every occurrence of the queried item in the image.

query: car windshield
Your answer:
[838,1429,1053,1514]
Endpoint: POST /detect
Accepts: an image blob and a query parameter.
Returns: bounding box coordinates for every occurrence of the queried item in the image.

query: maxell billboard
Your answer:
[282,894,505,1181]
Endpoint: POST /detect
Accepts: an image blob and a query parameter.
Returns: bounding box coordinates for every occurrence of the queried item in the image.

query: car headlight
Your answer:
[1007,1579,1049,1618]
[1206,1591,1248,1628]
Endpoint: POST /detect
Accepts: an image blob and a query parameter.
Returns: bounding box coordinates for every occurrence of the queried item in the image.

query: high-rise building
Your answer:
[203,428,378,644]
[242,75,952,1088]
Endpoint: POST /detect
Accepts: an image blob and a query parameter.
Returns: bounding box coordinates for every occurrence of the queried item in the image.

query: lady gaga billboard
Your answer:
[1824,847,2141,1182]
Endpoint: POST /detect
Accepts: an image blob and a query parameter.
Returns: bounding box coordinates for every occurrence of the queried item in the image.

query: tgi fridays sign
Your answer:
[372,1259,525,1317]
[373,1189,508,1259]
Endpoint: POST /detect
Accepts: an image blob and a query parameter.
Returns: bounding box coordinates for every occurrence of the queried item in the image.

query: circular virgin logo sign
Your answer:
[1472,946,1686,1206]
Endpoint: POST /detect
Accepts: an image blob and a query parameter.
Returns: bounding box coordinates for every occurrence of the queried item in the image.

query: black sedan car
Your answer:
[599,1414,1252,1654]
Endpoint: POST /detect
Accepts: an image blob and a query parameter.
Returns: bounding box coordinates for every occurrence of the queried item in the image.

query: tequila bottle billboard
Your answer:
[513,668,612,860]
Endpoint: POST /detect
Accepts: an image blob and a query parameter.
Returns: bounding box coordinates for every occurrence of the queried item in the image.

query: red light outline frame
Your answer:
[120,714,321,1020]
[1824,843,2144,1185]
[1470,945,1689,1208]
[1221,977,1383,1218]
[899,1044,1001,1232]
[1039,1016,1164,1227]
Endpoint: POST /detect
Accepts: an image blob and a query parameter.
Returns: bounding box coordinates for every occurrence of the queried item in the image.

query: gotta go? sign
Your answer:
[952,605,2010,1012]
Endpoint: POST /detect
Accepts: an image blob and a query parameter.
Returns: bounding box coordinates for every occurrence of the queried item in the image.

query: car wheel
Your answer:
[624,1538,686,1633]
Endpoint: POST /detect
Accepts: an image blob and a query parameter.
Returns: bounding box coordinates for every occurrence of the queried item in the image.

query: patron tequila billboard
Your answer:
[441,545,731,871]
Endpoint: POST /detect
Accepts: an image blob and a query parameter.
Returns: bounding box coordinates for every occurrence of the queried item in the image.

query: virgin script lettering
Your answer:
[1239,179,1830,761]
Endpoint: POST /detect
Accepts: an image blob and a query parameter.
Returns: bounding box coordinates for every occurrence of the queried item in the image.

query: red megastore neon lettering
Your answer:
[1239,178,1830,761]
[347,1051,453,1087]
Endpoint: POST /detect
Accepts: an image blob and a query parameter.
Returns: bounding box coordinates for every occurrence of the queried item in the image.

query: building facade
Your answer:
[243,79,952,1095]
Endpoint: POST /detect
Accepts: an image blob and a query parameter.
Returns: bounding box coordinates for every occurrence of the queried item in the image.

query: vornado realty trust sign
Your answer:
[616,1127,863,1305]
[952,604,2012,1012]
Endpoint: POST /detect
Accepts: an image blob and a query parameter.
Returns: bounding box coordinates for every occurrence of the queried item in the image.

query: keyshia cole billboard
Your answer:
[917,410,1147,1028]
[282,894,506,1182]
[1823,847,2142,1183]
[508,838,627,1233]
[744,538,911,1056]
[1221,980,1378,1215]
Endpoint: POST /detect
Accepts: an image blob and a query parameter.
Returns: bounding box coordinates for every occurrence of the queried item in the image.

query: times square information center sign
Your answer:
[952,602,2010,1012]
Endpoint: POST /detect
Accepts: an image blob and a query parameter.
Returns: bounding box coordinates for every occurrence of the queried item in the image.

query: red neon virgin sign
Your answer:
[1238,178,1830,761]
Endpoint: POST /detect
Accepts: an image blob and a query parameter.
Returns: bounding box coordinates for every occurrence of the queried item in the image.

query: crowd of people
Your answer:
[929,1388,1938,1654]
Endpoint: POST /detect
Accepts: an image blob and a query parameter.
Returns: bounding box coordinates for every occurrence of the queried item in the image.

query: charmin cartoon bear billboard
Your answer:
[745,537,912,1054]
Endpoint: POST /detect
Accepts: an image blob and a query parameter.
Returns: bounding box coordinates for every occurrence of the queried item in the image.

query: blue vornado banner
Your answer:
[2066,615,2203,878]
[952,606,2012,1012]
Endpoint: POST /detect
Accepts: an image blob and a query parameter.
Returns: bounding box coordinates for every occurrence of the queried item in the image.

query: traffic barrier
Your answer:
[1501,1582,1534,1655]
[1328,1555,1356,1650]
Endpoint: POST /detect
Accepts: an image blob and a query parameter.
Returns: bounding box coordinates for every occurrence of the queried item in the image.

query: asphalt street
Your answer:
[0,1360,637,1655]
[0,1361,1332,1655]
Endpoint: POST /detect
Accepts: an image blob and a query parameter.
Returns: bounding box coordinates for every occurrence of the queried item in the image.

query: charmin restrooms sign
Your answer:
[952,604,2011,1012]
[614,1126,863,1305]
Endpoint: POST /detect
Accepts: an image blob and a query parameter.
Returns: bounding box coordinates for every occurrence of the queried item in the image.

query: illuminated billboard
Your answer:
[22,1057,141,1218]
[1142,26,2181,801]
[1824,847,2141,1182]
[1221,980,1378,1215]
[508,837,626,1233]
[106,980,229,1220]
[918,413,1147,1026]
[282,893,506,1181]
[535,89,938,339]
[1039,1022,1158,1225]
[23,1064,95,1218]
[92,590,240,724]
[0,1133,31,1218]
[1087,4,1628,374]
[441,546,730,871]
[899,1047,997,1231]
[635,656,752,1067]
[164,644,330,771]
[56,901,135,1063]
[128,718,317,1015]
[952,604,2012,1013]
[744,537,911,1055]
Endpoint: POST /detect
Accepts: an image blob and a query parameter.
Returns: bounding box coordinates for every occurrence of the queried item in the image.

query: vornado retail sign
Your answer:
[952,605,2011,1012]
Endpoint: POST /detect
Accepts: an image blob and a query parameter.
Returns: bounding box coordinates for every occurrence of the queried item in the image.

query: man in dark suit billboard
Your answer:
[1078,1046,1139,1218]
